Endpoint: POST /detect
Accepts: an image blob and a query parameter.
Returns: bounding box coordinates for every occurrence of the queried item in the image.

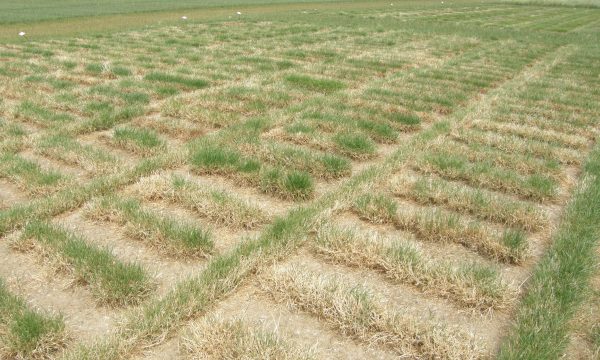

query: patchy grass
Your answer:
[391,174,547,231]
[113,127,166,155]
[0,154,66,195]
[182,317,314,359]
[132,174,268,229]
[261,265,484,359]
[0,279,66,359]
[85,196,214,258]
[144,72,209,89]
[190,143,315,200]
[314,224,514,310]
[17,221,153,306]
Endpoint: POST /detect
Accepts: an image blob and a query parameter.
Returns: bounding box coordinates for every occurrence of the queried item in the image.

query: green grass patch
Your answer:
[190,144,315,200]
[0,279,66,358]
[113,127,165,154]
[285,74,345,93]
[333,132,376,158]
[0,153,65,195]
[144,72,209,89]
[20,221,152,305]
[498,144,600,358]
[86,196,214,258]
[16,101,73,124]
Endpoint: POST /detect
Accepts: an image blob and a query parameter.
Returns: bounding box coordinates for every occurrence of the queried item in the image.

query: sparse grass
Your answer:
[113,126,166,154]
[419,150,557,201]
[36,133,118,174]
[353,193,397,224]
[15,101,73,125]
[17,221,153,305]
[250,143,351,180]
[0,153,66,195]
[391,174,547,231]
[395,207,528,263]
[85,196,214,258]
[314,224,513,309]
[132,174,268,229]
[352,192,527,262]
[261,265,484,359]
[182,317,314,359]
[0,279,66,359]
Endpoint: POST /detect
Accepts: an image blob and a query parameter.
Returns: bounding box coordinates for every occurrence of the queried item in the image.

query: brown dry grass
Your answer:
[260,265,486,359]
[182,316,314,360]
[313,223,515,310]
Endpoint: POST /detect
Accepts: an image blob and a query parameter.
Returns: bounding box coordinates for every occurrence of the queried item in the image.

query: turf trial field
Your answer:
[0,0,599,359]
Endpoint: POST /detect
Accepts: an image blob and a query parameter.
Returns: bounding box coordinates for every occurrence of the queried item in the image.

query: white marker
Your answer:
[236,11,242,15]
[18,31,26,36]
[181,16,188,20]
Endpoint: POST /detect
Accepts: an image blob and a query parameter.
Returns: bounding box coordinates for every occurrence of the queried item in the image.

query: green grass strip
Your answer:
[0,278,66,358]
[144,72,209,89]
[498,143,600,359]
[88,196,214,258]
[21,221,152,306]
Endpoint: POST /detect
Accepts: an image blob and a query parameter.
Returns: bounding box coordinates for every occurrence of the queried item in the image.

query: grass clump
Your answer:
[387,112,421,127]
[183,317,313,360]
[85,63,103,74]
[260,168,314,201]
[85,196,214,258]
[314,224,513,310]
[111,65,131,77]
[113,126,165,154]
[419,150,557,201]
[144,72,208,89]
[190,145,242,174]
[333,132,376,159]
[0,279,66,359]
[353,193,397,224]
[36,133,117,175]
[0,153,65,195]
[190,144,315,200]
[392,207,527,263]
[261,265,484,359]
[18,221,152,305]
[285,74,345,93]
[133,174,268,229]
[392,175,546,231]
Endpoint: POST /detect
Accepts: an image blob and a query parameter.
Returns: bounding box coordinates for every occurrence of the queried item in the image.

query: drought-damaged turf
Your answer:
[182,317,314,359]
[0,0,598,358]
